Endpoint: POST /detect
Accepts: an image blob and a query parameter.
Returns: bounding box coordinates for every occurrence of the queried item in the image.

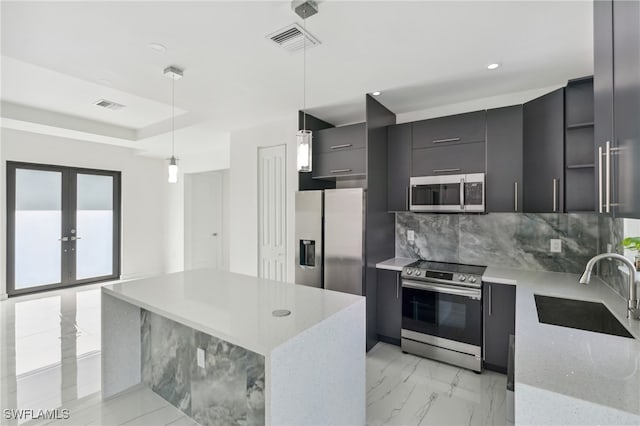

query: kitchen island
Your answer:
[101,269,366,426]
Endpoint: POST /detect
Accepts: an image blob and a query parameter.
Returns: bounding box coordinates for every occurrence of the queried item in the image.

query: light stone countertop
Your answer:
[483,266,640,425]
[102,268,363,356]
[375,257,418,272]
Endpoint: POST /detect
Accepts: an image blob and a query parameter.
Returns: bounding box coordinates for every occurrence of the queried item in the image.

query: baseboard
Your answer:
[377,334,401,347]
[484,362,508,374]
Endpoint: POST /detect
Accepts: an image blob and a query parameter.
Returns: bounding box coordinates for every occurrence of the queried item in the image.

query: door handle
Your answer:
[70,236,82,241]
[396,273,400,299]
[433,168,461,174]
[598,145,603,214]
[514,181,518,212]
[459,177,465,210]
[488,284,493,316]
[605,141,611,213]
[406,185,410,211]
[552,178,558,212]
[432,137,461,144]
[330,144,352,150]
[59,237,69,242]
[330,169,352,174]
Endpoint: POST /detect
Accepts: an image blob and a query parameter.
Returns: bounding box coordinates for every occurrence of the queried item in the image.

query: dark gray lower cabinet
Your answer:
[486,105,523,212]
[483,282,516,373]
[376,269,402,345]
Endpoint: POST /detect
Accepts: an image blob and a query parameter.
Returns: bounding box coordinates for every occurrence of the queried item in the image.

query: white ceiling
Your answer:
[0,1,593,157]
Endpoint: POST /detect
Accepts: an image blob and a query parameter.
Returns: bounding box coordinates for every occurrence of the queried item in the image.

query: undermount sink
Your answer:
[534,294,634,339]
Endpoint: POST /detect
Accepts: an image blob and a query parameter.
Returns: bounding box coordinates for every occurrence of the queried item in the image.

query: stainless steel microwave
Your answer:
[409,174,485,213]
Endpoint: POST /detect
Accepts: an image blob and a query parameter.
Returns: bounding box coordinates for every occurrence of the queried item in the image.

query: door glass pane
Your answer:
[76,174,113,280]
[412,183,460,206]
[14,169,62,289]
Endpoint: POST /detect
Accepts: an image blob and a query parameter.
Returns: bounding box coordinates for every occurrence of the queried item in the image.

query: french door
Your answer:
[7,162,121,296]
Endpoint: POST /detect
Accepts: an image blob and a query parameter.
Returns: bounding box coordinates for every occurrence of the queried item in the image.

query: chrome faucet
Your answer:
[579,253,639,319]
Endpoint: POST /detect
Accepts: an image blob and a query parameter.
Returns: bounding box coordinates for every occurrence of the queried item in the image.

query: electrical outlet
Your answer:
[407,230,415,242]
[197,348,205,368]
[550,239,562,253]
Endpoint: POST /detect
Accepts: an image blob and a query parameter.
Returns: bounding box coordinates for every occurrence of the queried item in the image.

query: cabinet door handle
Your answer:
[488,284,493,316]
[552,178,558,212]
[396,273,400,299]
[605,141,611,213]
[406,186,410,211]
[459,177,465,210]
[433,168,461,174]
[598,145,604,214]
[514,181,518,212]
[432,137,461,144]
[330,169,352,174]
[330,144,352,150]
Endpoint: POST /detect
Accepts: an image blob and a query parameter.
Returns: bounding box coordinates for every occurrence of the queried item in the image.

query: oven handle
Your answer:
[402,279,481,300]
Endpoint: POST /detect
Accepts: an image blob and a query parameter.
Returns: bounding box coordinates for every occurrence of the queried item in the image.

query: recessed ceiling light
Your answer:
[372,91,381,96]
[487,63,501,70]
[148,42,167,53]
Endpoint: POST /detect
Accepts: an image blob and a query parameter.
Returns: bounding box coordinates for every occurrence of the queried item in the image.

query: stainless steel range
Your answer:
[401,260,486,372]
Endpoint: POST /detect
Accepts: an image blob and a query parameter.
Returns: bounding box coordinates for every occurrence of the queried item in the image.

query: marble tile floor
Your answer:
[1,285,508,426]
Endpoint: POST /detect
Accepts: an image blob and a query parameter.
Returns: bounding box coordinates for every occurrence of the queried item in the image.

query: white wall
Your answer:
[0,128,178,297]
[229,117,298,280]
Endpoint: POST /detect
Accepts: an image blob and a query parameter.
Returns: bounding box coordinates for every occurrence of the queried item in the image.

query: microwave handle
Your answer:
[460,177,465,210]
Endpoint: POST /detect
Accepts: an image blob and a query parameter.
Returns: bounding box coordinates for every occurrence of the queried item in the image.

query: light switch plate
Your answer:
[197,348,205,368]
[407,230,415,242]
[550,239,562,253]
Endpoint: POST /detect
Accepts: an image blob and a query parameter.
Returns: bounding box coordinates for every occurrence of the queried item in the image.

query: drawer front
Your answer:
[313,148,366,179]
[411,142,486,176]
[314,123,366,154]
[413,111,486,149]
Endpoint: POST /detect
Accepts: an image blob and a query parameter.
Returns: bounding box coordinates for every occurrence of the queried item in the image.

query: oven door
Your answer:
[401,279,482,347]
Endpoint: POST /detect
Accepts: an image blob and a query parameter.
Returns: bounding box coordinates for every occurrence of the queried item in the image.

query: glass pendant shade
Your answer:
[168,156,179,183]
[297,129,313,172]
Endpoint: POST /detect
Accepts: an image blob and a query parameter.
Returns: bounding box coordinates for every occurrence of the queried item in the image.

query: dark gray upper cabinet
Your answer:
[483,282,516,373]
[594,0,614,215]
[486,105,523,212]
[312,123,366,179]
[412,111,485,149]
[612,0,640,218]
[314,122,366,153]
[523,88,565,213]
[412,142,485,176]
[387,123,412,211]
[376,269,402,344]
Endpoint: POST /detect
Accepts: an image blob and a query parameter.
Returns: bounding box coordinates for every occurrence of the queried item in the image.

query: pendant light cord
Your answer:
[302,6,307,132]
[171,76,175,157]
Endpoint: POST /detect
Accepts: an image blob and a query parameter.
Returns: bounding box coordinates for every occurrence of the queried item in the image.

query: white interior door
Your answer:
[185,171,223,270]
[258,145,287,281]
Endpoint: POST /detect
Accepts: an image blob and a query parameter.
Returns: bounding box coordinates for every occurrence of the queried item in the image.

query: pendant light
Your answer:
[296,2,314,173]
[164,66,183,183]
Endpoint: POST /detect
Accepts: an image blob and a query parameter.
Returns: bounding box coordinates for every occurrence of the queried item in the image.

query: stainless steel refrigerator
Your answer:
[294,188,365,295]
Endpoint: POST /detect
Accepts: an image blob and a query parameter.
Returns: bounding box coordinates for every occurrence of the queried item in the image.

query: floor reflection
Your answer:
[1,286,101,425]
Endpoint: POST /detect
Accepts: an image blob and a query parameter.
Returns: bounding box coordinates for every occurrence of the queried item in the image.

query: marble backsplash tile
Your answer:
[396,213,600,274]
[597,215,627,298]
[141,309,265,426]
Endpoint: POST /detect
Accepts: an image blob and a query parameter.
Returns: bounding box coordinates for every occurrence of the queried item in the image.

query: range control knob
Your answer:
[469,277,477,283]
[406,269,413,275]
[415,270,422,277]
[459,275,466,282]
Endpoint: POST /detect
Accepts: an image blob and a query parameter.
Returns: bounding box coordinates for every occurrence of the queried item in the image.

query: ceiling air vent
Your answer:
[94,99,125,111]
[267,23,320,53]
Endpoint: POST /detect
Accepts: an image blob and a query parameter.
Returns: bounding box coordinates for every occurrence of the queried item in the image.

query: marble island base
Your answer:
[101,269,366,426]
